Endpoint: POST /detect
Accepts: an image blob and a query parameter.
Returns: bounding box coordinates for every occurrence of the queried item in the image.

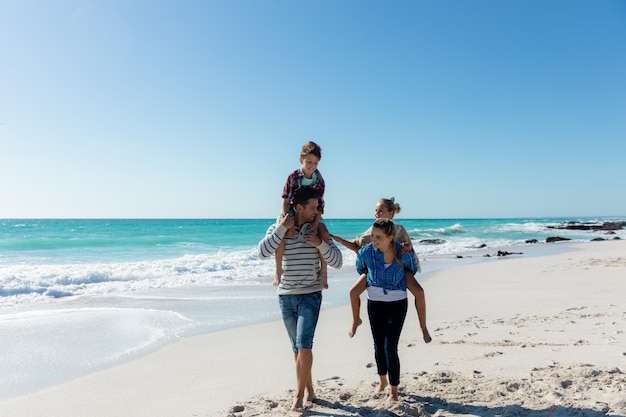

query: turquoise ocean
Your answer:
[1,217,624,399]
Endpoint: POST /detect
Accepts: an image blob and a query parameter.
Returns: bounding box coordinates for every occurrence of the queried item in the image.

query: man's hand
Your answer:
[279,212,295,230]
[304,231,322,247]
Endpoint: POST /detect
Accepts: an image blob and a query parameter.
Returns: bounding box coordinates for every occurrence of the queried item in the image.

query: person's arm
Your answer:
[355,247,368,275]
[317,240,342,269]
[280,171,297,208]
[395,224,414,254]
[258,215,293,259]
[332,226,372,254]
[331,234,360,253]
[305,231,342,269]
[316,170,325,214]
[281,198,290,216]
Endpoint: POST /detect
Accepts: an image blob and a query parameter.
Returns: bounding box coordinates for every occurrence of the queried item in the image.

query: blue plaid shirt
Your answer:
[356,242,418,293]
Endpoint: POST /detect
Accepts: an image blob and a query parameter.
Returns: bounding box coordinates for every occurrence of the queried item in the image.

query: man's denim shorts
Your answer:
[279,291,322,353]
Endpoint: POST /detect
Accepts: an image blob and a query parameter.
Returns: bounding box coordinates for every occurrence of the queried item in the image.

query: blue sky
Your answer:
[1,0,625,219]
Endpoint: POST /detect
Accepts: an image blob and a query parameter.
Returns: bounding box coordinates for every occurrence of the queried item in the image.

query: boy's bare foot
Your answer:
[286,228,296,239]
[273,266,284,286]
[422,328,432,343]
[319,264,329,289]
[348,318,362,338]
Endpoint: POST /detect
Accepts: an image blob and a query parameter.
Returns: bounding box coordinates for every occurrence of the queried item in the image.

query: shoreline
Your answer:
[1,240,625,416]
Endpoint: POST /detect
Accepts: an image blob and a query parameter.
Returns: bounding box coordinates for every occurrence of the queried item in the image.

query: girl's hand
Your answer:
[399,242,413,254]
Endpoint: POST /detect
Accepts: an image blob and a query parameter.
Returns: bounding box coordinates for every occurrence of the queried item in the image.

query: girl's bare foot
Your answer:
[422,328,432,343]
[348,318,362,338]
[389,385,399,401]
[374,380,388,394]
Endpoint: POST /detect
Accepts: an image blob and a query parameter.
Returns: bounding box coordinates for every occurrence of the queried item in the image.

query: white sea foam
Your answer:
[0,249,278,308]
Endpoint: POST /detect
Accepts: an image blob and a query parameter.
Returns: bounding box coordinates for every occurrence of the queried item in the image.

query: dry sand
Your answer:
[1,240,625,417]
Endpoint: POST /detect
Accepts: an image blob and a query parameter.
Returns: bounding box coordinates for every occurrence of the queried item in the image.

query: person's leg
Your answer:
[367,300,389,394]
[292,349,314,411]
[279,295,307,411]
[319,258,328,289]
[348,274,367,337]
[274,240,285,286]
[389,384,399,401]
[384,299,408,400]
[279,295,299,353]
[292,292,322,410]
[404,270,431,343]
[376,374,388,394]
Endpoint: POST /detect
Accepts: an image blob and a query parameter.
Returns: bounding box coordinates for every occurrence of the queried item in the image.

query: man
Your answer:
[258,186,342,412]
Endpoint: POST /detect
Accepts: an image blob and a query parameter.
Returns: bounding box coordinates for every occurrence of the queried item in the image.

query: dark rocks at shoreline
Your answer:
[546,235,621,243]
[480,250,523,258]
[525,239,538,244]
[419,239,446,245]
[546,236,572,243]
[496,250,523,257]
[546,221,626,231]
[588,236,621,242]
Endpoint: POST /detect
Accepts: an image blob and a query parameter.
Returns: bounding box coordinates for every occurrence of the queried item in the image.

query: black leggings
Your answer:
[367,298,408,386]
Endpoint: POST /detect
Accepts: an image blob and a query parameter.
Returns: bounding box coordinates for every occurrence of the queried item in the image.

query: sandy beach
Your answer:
[1,240,625,417]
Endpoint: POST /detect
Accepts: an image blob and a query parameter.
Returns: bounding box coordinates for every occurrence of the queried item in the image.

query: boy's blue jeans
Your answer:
[279,291,322,353]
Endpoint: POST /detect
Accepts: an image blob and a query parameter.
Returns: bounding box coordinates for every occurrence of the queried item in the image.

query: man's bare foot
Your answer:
[291,397,304,412]
[422,328,432,343]
[306,391,316,402]
[348,318,362,338]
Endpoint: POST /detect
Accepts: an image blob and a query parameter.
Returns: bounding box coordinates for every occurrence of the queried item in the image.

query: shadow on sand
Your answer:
[302,394,618,417]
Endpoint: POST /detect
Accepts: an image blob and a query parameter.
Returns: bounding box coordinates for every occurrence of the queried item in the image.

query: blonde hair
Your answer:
[379,197,401,216]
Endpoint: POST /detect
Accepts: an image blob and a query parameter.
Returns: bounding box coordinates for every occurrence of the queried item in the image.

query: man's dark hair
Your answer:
[292,186,318,209]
